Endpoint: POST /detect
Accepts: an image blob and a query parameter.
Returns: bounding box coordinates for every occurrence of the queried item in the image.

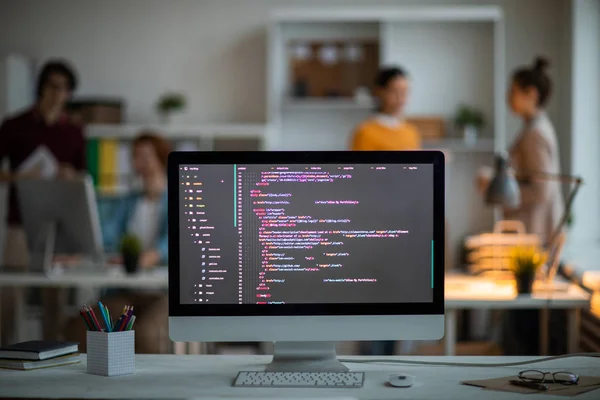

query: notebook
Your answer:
[0,340,79,361]
[0,353,80,371]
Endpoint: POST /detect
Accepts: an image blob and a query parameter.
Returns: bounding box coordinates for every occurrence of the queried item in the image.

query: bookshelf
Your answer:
[86,123,268,141]
[266,5,506,268]
[267,6,505,151]
[282,98,374,111]
[423,138,494,154]
[85,123,268,197]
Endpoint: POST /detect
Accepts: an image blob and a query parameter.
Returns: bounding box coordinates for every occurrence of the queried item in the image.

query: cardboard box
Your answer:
[67,99,123,125]
[406,116,446,140]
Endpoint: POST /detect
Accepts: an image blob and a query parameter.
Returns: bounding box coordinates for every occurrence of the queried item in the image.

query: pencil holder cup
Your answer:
[87,330,135,376]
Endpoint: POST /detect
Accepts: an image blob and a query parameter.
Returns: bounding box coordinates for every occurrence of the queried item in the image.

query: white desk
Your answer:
[445,274,591,356]
[0,354,599,399]
[0,271,591,355]
[0,267,168,288]
[0,268,167,344]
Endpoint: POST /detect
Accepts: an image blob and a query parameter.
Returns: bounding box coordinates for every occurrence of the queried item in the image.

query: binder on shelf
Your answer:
[99,139,118,194]
[117,142,132,193]
[86,138,100,187]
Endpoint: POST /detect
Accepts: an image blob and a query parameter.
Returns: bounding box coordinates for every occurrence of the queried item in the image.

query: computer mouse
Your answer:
[387,374,415,388]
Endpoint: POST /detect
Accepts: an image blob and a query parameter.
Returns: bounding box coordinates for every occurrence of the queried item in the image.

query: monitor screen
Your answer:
[177,162,434,306]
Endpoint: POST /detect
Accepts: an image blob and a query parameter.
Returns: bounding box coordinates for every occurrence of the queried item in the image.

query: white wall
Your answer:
[2,54,35,118]
[386,21,496,268]
[0,60,4,121]
[0,0,571,132]
[570,0,600,243]
[387,22,494,135]
[0,0,576,264]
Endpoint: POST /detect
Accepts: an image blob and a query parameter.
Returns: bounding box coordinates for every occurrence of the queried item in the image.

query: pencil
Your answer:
[126,315,136,331]
[115,306,128,332]
[114,315,124,332]
[97,301,112,332]
[79,310,94,331]
[106,306,114,332]
[83,306,98,331]
[119,306,133,332]
[85,305,103,332]
[125,307,135,331]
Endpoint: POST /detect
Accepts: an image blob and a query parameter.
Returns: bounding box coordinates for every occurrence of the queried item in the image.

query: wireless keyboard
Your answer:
[233,371,365,388]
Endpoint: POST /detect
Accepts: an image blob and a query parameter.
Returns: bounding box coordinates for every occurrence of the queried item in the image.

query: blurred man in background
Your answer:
[0,59,86,344]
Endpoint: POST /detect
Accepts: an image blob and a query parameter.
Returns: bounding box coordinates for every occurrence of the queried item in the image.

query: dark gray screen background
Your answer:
[178,163,434,305]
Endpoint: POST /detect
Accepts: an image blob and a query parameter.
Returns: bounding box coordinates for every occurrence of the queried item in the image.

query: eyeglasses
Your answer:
[519,370,579,385]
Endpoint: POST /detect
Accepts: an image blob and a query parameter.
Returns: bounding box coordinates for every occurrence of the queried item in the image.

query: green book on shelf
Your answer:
[86,138,100,187]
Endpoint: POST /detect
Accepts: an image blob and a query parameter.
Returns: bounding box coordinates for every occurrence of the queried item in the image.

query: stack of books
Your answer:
[87,138,131,195]
[0,340,80,370]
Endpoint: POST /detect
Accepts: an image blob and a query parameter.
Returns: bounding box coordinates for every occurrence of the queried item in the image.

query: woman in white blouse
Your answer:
[66,132,170,354]
[103,133,169,267]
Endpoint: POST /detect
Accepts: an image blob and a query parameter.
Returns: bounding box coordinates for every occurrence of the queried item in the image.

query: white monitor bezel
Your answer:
[168,151,445,342]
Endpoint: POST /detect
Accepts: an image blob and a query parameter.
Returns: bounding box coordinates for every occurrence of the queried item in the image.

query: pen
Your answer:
[509,380,548,391]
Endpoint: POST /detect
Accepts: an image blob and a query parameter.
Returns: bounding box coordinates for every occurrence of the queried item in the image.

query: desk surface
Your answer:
[444,274,590,308]
[0,355,599,399]
[0,267,168,288]
[0,271,590,309]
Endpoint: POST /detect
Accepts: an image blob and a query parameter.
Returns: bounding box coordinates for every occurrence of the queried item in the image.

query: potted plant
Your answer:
[454,105,485,146]
[156,92,186,124]
[510,246,547,294]
[120,234,142,274]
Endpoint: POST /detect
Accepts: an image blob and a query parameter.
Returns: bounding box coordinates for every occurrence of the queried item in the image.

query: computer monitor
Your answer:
[168,151,445,371]
[16,175,104,273]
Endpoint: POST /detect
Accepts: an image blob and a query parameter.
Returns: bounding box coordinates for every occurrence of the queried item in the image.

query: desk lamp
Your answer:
[485,154,583,284]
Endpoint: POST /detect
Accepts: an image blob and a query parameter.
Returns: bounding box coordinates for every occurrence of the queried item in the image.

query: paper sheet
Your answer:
[17,145,58,179]
[462,375,600,396]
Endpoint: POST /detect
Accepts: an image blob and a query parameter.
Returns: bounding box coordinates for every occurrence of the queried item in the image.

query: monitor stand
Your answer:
[265,342,349,372]
[30,221,56,274]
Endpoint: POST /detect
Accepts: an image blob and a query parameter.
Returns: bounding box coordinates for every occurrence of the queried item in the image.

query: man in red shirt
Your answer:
[0,60,86,344]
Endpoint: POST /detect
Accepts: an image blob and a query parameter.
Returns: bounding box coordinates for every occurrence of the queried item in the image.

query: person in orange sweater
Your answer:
[353,67,420,357]
[351,66,421,151]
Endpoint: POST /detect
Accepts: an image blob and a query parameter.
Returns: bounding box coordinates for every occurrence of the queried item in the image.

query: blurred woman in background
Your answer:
[504,56,564,355]
[102,132,169,267]
[503,56,563,244]
[478,56,564,355]
[479,57,563,244]
[351,66,421,356]
[350,66,421,151]
[65,132,170,354]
